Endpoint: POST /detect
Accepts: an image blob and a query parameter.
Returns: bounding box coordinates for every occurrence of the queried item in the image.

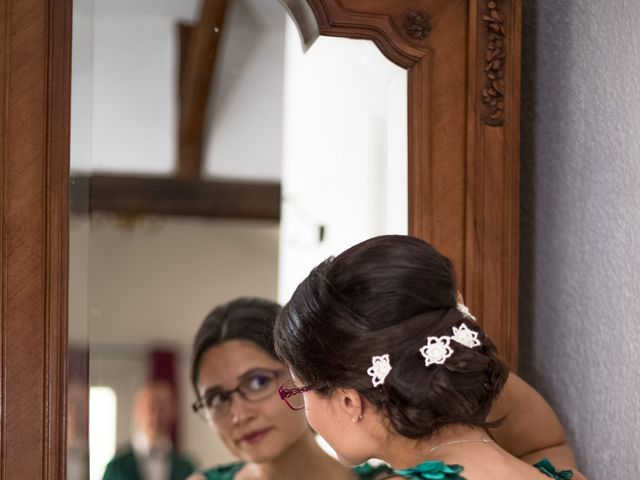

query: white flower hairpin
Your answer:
[451,323,481,348]
[457,303,476,322]
[366,305,483,383]
[367,354,392,387]
[419,336,454,367]
[419,316,482,367]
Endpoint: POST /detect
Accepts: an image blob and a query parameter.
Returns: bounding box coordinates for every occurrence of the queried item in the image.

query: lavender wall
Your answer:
[519,1,640,477]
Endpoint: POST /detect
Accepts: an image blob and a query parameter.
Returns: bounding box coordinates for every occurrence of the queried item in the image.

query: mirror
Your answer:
[69,0,407,478]
[0,0,523,475]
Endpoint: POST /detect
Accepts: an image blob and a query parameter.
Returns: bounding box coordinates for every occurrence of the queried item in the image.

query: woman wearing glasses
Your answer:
[273,235,582,479]
[188,297,388,480]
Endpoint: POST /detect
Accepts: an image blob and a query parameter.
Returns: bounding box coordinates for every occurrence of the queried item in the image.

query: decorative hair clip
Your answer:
[419,323,482,367]
[419,336,454,367]
[367,354,392,387]
[457,303,476,322]
[367,309,483,382]
[451,323,481,348]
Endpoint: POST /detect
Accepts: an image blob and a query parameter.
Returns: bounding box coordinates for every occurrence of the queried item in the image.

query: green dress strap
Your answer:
[393,460,465,479]
[201,462,244,480]
[533,459,573,479]
[353,462,394,479]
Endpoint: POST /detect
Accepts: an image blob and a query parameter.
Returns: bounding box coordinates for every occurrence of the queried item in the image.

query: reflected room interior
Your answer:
[69,0,407,478]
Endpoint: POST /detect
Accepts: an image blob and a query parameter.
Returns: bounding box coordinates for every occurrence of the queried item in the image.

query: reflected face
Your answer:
[197,340,310,463]
[133,382,175,442]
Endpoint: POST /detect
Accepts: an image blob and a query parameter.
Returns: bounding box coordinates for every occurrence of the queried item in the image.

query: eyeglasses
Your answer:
[192,368,284,420]
[278,378,316,411]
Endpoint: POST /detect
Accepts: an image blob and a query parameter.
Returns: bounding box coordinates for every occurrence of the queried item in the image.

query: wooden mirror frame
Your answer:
[0,0,520,477]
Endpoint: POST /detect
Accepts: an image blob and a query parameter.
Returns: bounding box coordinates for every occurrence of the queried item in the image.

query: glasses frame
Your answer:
[192,368,285,420]
[278,381,316,411]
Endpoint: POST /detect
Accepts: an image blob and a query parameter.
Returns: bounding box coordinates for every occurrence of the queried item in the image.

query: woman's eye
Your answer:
[205,393,223,408]
[248,375,272,391]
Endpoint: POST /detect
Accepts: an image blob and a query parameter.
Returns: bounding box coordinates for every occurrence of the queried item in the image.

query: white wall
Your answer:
[278,18,408,302]
[91,16,181,173]
[519,1,640,477]
[204,0,286,180]
[84,215,278,345]
[70,0,94,174]
[72,3,199,172]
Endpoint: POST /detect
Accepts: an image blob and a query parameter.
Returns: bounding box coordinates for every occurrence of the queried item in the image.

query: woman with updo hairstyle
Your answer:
[274,235,577,479]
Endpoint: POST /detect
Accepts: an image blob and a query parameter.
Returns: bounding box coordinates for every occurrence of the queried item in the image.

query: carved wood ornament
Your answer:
[482,0,507,126]
[403,10,432,40]
[0,0,521,477]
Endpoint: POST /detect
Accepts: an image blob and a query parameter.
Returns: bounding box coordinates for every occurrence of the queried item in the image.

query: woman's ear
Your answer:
[336,388,365,422]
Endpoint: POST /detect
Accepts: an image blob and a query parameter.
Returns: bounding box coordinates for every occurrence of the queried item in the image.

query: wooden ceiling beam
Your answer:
[71,174,281,221]
[178,0,229,178]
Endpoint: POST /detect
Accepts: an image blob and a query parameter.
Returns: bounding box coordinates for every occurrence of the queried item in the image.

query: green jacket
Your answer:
[102,447,196,480]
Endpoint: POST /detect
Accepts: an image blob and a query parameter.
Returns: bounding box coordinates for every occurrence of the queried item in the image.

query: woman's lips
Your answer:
[240,427,273,445]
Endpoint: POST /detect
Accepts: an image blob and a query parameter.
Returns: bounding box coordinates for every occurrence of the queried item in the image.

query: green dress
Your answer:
[201,458,572,480]
[391,458,573,479]
[102,447,196,480]
[201,462,390,479]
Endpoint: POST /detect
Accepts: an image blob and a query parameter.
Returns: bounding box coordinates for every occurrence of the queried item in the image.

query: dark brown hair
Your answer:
[273,235,508,439]
[191,297,281,395]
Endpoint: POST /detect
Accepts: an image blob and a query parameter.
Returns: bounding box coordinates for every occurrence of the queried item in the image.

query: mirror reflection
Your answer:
[69,0,407,479]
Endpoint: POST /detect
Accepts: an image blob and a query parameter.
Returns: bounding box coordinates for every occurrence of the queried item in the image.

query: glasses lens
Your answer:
[238,370,279,402]
[280,378,306,410]
[198,391,231,420]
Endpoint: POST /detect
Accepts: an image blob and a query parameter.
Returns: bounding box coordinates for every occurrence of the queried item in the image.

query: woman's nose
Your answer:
[228,394,255,425]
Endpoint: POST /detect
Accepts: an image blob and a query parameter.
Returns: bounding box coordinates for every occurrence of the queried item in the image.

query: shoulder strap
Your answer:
[201,462,244,480]
[533,459,574,479]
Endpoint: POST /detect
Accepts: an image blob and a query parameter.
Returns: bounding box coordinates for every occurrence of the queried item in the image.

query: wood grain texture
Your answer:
[0,0,520,477]
[306,0,521,366]
[464,0,521,368]
[0,0,71,478]
[179,0,230,178]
